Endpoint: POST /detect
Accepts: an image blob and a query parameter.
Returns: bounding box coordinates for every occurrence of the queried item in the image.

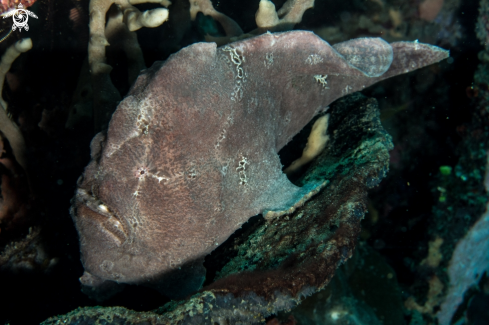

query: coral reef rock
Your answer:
[70,31,448,298]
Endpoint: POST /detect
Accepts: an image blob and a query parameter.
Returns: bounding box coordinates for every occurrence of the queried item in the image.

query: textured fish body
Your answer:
[71,31,448,296]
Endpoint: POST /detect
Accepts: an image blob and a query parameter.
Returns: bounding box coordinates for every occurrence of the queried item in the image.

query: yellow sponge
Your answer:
[285,114,330,174]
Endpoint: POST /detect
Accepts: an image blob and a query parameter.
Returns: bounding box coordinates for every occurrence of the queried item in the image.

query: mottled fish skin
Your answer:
[71,31,448,296]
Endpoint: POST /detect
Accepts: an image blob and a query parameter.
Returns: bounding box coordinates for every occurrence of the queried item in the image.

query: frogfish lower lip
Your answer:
[73,188,129,247]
